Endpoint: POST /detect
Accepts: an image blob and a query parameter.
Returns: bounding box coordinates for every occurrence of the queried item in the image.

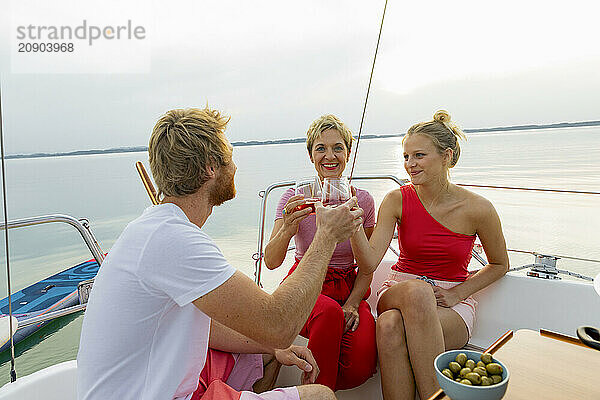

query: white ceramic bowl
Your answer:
[434,349,509,400]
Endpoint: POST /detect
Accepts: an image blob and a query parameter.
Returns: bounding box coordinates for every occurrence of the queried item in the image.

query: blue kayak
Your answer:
[0,259,100,353]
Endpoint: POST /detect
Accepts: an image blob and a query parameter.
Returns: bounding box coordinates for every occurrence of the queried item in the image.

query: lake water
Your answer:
[1,127,600,385]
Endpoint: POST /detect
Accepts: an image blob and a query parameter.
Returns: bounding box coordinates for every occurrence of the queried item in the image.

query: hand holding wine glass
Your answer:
[314,196,363,244]
[322,177,351,207]
[294,177,322,214]
[280,194,312,236]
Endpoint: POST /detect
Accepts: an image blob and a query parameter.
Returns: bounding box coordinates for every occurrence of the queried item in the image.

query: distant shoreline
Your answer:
[7,119,600,160]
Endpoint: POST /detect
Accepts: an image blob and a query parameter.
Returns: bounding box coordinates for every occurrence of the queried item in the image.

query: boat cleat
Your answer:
[526,253,561,280]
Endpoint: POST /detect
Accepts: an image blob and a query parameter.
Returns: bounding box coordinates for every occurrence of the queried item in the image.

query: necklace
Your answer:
[419,181,451,211]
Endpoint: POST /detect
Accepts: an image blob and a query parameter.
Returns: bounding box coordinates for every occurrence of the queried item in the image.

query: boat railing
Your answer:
[253,176,600,286]
[253,175,409,285]
[1,214,105,326]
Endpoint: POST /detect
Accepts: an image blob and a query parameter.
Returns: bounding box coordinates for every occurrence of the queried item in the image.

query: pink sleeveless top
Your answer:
[275,187,376,270]
[392,185,475,282]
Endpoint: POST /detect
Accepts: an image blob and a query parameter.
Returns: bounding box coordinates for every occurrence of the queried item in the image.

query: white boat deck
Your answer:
[1,254,598,399]
[275,254,600,399]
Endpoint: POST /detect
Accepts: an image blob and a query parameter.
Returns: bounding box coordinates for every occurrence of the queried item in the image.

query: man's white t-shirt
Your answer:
[77,203,236,400]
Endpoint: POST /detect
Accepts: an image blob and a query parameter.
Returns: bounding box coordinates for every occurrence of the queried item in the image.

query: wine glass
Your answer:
[322,177,350,207]
[294,176,322,213]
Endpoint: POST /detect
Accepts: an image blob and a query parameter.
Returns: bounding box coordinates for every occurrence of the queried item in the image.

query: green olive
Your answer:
[449,362,462,374]
[465,359,476,370]
[455,353,468,366]
[442,369,454,380]
[459,367,472,378]
[477,361,486,368]
[480,353,493,364]
[481,376,493,386]
[491,374,502,384]
[473,366,488,377]
[465,372,482,385]
[486,363,503,375]
[459,379,472,385]
[455,378,462,382]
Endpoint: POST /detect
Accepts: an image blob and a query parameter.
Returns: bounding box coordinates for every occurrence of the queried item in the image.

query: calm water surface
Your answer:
[1,127,599,384]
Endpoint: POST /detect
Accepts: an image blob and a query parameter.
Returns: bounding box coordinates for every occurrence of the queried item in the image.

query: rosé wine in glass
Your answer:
[294,177,322,214]
[295,198,319,214]
[322,177,350,207]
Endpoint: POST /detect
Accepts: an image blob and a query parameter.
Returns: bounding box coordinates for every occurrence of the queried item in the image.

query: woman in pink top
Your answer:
[264,114,377,391]
[351,111,509,400]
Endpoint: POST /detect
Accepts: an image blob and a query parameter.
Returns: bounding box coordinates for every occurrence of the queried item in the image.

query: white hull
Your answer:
[0,360,77,400]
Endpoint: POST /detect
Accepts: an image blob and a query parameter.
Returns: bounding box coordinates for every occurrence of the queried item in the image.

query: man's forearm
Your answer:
[269,230,336,345]
[209,319,273,354]
[195,202,359,350]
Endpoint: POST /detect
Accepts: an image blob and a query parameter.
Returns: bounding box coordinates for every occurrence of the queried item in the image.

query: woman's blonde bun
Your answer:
[405,110,466,169]
[433,110,451,124]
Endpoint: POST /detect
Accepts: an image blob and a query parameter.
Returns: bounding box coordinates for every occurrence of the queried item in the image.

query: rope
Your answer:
[0,82,17,382]
[349,0,388,181]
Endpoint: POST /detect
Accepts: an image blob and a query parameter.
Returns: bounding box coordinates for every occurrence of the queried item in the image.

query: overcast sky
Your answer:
[1,0,599,154]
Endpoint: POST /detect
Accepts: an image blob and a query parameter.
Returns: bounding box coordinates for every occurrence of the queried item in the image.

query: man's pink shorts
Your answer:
[190,349,300,400]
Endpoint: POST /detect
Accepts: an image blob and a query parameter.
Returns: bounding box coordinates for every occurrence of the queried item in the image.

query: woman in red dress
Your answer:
[264,114,377,391]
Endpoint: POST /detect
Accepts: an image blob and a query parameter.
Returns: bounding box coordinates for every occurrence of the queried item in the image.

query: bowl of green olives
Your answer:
[434,350,509,400]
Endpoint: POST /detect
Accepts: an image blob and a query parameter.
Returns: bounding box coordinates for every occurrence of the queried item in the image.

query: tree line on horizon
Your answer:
[7,119,600,160]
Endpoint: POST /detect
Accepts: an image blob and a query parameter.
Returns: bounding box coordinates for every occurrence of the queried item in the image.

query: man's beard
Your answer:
[209,167,236,206]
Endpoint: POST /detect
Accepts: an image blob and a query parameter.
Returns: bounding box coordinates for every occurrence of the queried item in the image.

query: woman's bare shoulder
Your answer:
[378,187,404,220]
[383,187,404,204]
[458,186,496,219]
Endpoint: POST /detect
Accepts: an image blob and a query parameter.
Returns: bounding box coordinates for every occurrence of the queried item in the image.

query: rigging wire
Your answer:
[349,0,388,181]
[507,248,600,264]
[463,184,600,263]
[0,82,17,382]
[456,183,600,196]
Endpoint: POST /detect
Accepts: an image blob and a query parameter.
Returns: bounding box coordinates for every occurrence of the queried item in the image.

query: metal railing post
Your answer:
[254,181,294,285]
[0,214,105,265]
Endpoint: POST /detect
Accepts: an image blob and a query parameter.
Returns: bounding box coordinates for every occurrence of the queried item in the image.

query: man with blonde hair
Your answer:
[77,107,364,400]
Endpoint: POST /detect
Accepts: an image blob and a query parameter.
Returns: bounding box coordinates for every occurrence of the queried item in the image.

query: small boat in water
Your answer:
[0,176,599,399]
[0,258,100,353]
[0,215,104,376]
